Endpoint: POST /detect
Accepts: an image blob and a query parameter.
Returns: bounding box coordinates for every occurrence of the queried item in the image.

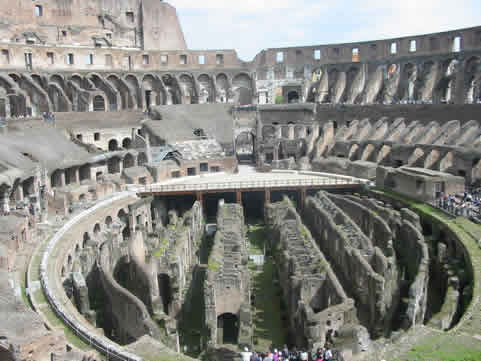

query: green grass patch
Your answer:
[153,238,170,258]
[398,333,481,361]
[247,225,266,255]
[251,258,287,352]
[41,305,63,327]
[33,289,48,304]
[373,188,481,359]
[208,259,220,272]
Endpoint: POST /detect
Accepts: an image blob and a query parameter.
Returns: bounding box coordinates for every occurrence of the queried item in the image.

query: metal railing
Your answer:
[133,175,364,194]
[40,192,143,361]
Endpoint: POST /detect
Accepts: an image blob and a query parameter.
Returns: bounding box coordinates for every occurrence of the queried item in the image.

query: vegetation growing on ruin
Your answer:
[247,225,288,352]
[153,238,170,258]
[207,259,220,272]
[373,188,481,360]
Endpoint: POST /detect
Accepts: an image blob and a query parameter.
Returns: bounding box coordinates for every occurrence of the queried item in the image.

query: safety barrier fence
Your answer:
[40,192,143,361]
[132,175,365,194]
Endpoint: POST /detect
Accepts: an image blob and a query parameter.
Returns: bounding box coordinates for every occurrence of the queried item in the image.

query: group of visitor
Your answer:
[436,190,481,218]
[241,345,339,361]
[42,111,56,124]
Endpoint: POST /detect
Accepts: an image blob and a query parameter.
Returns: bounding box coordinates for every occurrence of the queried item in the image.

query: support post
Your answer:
[236,191,242,204]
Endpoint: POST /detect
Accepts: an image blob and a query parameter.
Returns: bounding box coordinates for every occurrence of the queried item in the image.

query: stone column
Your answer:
[288,125,295,140]
[299,188,307,212]
[0,187,10,214]
[298,126,307,139]
[265,190,271,204]
[236,191,242,204]
[15,184,23,202]
[275,125,282,139]
[273,144,279,161]
[73,168,80,184]
[60,170,66,187]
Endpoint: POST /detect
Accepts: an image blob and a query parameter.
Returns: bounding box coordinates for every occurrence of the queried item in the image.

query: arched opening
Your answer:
[93,223,101,235]
[122,138,132,149]
[235,132,255,164]
[287,91,300,103]
[105,215,113,228]
[157,274,172,315]
[262,125,276,140]
[107,157,120,174]
[122,226,130,241]
[79,164,91,181]
[51,170,63,188]
[75,244,80,255]
[108,139,118,151]
[138,152,148,166]
[93,95,106,111]
[123,153,135,169]
[78,193,86,201]
[348,144,359,161]
[83,232,90,248]
[118,209,127,222]
[217,313,239,344]
[234,87,252,105]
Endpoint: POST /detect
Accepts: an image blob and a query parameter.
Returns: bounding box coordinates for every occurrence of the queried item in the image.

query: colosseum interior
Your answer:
[1,1,481,361]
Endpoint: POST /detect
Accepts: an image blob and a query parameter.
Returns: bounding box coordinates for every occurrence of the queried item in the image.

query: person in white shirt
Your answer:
[300,351,308,360]
[241,347,253,361]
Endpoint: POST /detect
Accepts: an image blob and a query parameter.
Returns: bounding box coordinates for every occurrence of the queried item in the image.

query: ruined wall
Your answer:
[0,0,188,51]
[303,192,397,337]
[266,199,368,353]
[149,201,203,319]
[204,202,251,346]
[98,237,164,345]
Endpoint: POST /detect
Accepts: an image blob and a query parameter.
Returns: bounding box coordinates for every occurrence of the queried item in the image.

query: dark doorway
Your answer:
[93,95,106,111]
[158,274,172,315]
[235,132,255,164]
[242,191,265,222]
[108,139,118,151]
[287,91,300,103]
[145,90,152,111]
[204,192,236,222]
[217,313,239,344]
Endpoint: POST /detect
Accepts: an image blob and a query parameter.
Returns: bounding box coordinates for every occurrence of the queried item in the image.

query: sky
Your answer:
[168,0,481,61]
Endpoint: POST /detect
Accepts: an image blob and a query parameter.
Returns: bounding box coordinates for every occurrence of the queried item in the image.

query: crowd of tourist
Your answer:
[241,345,341,361]
[435,190,481,218]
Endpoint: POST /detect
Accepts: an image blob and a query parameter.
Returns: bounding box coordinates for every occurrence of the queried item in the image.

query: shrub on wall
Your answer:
[275,95,284,104]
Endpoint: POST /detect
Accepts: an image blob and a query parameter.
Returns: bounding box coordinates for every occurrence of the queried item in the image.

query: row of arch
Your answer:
[309,55,481,105]
[63,207,130,276]
[0,71,255,117]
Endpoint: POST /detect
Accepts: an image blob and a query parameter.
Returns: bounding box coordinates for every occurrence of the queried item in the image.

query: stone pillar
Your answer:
[275,125,282,139]
[15,184,23,202]
[288,125,295,140]
[145,132,153,164]
[273,145,279,161]
[73,168,80,184]
[0,187,10,214]
[265,190,271,204]
[196,192,204,210]
[60,170,66,187]
[236,191,242,204]
[298,126,307,139]
[118,160,123,175]
[299,188,306,212]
